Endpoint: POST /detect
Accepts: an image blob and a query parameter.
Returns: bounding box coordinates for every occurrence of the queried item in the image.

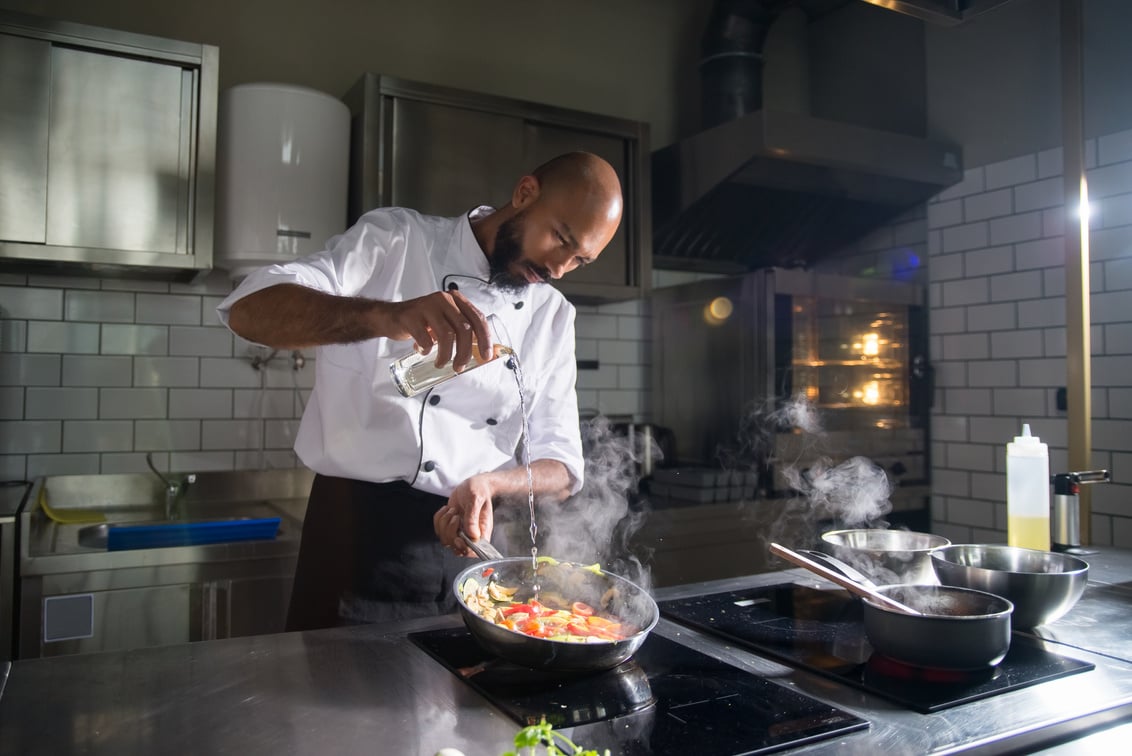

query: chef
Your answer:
[217,151,623,630]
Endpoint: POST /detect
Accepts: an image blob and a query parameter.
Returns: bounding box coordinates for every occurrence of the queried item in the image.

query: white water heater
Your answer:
[215,83,350,279]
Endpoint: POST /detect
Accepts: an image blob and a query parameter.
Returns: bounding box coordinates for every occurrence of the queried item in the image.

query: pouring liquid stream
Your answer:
[505,349,540,596]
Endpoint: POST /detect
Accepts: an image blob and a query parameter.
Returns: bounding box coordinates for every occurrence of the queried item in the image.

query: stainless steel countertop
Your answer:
[2,551,1131,755]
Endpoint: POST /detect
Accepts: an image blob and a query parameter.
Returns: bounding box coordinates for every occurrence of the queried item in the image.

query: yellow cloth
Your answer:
[38,486,106,524]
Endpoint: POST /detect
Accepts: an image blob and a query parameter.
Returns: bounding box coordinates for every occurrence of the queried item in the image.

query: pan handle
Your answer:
[795,549,879,589]
[459,529,505,561]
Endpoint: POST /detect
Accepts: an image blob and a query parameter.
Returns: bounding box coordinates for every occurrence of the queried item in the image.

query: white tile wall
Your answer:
[928,128,1132,547]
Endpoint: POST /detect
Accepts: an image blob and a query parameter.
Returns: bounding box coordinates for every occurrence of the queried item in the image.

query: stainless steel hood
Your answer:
[651,108,962,272]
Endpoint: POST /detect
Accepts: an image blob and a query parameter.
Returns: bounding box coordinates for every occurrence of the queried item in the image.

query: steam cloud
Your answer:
[496,416,655,592]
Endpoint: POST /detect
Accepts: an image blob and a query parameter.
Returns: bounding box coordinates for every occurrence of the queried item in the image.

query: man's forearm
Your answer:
[488,459,575,503]
[227,284,388,349]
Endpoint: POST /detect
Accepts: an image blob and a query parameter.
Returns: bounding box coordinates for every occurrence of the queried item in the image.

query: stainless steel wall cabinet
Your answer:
[342,74,651,303]
[0,11,218,281]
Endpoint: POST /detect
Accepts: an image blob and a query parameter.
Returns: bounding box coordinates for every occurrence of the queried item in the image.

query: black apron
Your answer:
[285,475,467,631]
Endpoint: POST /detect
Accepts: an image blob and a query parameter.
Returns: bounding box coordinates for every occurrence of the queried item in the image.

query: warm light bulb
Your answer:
[861,332,880,357]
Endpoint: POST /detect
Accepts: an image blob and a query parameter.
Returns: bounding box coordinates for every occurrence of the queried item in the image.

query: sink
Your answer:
[78,517,282,551]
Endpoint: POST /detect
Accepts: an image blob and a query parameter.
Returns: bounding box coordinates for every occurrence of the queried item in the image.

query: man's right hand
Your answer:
[377,290,493,372]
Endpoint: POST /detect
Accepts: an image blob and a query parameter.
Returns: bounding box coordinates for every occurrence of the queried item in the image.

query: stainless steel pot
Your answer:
[821,528,951,585]
[862,584,1014,670]
[930,544,1089,630]
[453,557,659,671]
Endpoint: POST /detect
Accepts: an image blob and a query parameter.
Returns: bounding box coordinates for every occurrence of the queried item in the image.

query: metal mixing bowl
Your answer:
[929,544,1090,630]
[821,529,951,585]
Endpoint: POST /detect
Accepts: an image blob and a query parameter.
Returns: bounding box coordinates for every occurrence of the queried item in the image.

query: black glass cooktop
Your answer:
[659,583,1095,714]
[411,626,868,756]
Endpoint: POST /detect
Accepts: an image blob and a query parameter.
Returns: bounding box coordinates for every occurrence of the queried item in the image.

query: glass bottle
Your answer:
[390,336,513,398]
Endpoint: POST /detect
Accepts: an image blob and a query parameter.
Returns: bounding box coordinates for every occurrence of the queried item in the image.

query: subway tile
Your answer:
[100,388,168,419]
[891,218,927,246]
[991,388,1047,417]
[1093,419,1132,452]
[135,420,200,451]
[1042,207,1065,238]
[1043,267,1065,297]
[942,277,988,306]
[932,468,969,497]
[1103,256,1132,291]
[0,387,22,420]
[576,364,619,390]
[201,295,230,328]
[936,167,985,201]
[618,365,647,390]
[1016,358,1065,387]
[102,324,168,355]
[932,414,968,442]
[616,315,648,341]
[26,274,97,289]
[963,189,1012,222]
[1089,225,1132,262]
[1087,159,1132,200]
[1111,388,1132,419]
[100,278,170,293]
[1106,323,1132,353]
[0,455,26,480]
[169,450,234,472]
[1097,127,1132,165]
[170,326,233,357]
[597,340,644,366]
[943,388,992,415]
[929,281,942,308]
[62,420,133,452]
[136,293,202,325]
[946,497,996,528]
[576,390,599,416]
[27,321,99,353]
[99,452,162,474]
[989,271,1042,302]
[598,299,646,317]
[202,419,262,450]
[27,454,101,477]
[1037,146,1063,179]
[927,229,943,257]
[595,389,646,418]
[1094,355,1132,386]
[989,212,1042,246]
[135,357,200,387]
[264,419,300,449]
[932,361,966,388]
[199,358,274,389]
[990,329,1042,358]
[941,333,989,360]
[966,302,1016,331]
[970,471,1005,502]
[234,450,300,470]
[929,252,964,282]
[1014,177,1064,212]
[62,355,133,387]
[1017,298,1065,328]
[927,198,963,229]
[0,420,60,454]
[26,387,97,420]
[1092,481,1126,517]
[65,290,134,323]
[574,314,620,340]
[0,319,27,352]
[941,222,989,253]
[227,389,292,418]
[930,307,966,334]
[963,246,1014,277]
[1043,327,1066,357]
[172,389,234,419]
[0,353,60,386]
[968,360,1017,387]
[971,416,1028,448]
[0,287,63,319]
[947,442,996,471]
[575,338,598,361]
[985,154,1037,190]
[1099,192,1132,230]
[933,521,975,545]
[1014,237,1064,271]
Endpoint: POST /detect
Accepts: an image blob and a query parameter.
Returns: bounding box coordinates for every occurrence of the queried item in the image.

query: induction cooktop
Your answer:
[658,583,1095,714]
[411,626,868,756]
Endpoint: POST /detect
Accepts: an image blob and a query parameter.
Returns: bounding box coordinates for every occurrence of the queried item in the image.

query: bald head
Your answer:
[531,152,623,216]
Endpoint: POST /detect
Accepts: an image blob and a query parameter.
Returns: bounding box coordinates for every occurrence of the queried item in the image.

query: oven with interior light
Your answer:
[650,268,931,529]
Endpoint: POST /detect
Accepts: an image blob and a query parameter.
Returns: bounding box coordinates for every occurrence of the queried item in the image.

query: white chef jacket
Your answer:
[217,206,584,497]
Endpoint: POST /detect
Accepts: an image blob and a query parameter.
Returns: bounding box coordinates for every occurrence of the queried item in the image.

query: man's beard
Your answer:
[488,213,549,293]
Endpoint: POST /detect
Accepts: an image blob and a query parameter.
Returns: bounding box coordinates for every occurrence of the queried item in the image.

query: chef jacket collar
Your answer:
[439,206,517,309]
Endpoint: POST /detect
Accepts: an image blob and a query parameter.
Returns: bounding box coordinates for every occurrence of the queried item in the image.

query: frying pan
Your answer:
[452,554,659,672]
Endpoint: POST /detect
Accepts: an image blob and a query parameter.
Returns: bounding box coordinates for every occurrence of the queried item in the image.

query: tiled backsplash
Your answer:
[927,127,1132,548]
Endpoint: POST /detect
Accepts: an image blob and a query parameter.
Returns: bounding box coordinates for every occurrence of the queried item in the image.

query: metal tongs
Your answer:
[459,529,505,561]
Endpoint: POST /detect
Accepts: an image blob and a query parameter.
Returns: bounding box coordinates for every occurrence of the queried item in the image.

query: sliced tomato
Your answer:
[570,601,594,617]
[481,567,494,578]
[519,619,552,638]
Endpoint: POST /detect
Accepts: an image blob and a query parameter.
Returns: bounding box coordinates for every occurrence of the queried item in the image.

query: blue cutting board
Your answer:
[104,517,281,550]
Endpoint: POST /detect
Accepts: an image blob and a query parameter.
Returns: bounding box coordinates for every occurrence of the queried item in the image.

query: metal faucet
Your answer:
[146,452,196,520]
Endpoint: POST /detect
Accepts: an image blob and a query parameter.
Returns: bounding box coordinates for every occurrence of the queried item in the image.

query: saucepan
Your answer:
[773,542,1014,670]
[821,528,951,585]
[453,536,659,672]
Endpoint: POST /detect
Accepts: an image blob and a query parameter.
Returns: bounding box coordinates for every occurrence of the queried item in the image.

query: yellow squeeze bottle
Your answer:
[1006,423,1050,551]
